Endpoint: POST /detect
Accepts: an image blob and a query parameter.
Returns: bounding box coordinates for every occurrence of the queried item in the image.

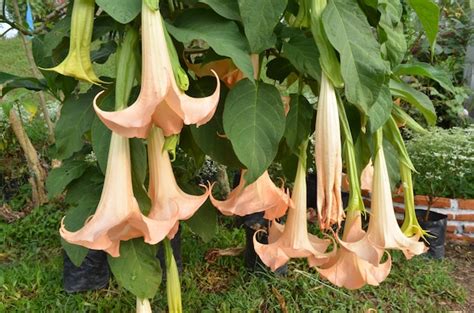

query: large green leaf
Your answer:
[199,0,241,21]
[238,0,287,53]
[95,0,142,24]
[1,77,48,96]
[323,0,388,112]
[389,79,436,126]
[62,169,104,266]
[378,0,406,67]
[0,72,19,84]
[166,9,254,80]
[367,86,393,134]
[393,62,454,93]
[223,79,286,183]
[266,57,295,83]
[108,239,161,299]
[55,87,99,160]
[407,0,439,53]
[46,160,89,199]
[282,30,321,81]
[189,77,242,168]
[185,199,217,242]
[284,95,313,152]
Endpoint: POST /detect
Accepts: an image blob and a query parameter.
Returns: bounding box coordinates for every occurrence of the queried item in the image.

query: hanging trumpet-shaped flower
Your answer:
[315,73,344,230]
[254,142,334,271]
[366,131,427,259]
[94,2,220,138]
[44,0,103,84]
[60,134,174,257]
[147,126,210,239]
[164,239,183,313]
[210,170,289,220]
[316,210,392,289]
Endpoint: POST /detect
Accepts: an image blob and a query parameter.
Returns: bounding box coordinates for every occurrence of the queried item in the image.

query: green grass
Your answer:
[0,38,32,77]
[1,203,467,312]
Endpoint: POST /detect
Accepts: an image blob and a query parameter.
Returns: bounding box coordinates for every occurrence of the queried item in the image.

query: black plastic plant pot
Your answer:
[415,209,448,259]
[63,249,110,293]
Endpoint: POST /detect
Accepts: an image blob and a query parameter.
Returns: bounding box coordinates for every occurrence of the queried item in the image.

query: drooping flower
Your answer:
[254,142,334,271]
[94,3,220,138]
[147,126,210,239]
[315,73,344,230]
[366,135,427,259]
[44,0,103,84]
[60,133,174,257]
[210,170,289,219]
[316,210,392,290]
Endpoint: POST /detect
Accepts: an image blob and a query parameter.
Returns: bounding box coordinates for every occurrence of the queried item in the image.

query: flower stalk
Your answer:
[164,238,183,313]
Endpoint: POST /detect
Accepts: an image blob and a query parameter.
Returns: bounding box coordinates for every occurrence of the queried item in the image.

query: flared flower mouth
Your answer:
[94,3,220,138]
[43,0,104,84]
[366,139,427,259]
[147,126,210,239]
[316,209,391,289]
[253,142,334,271]
[315,73,344,230]
[60,133,174,257]
[210,170,289,219]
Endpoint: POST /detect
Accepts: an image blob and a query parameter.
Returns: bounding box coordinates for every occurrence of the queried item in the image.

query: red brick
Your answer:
[463,225,474,233]
[446,225,457,233]
[392,196,404,204]
[458,199,474,210]
[363,199,371,207]
[414,195,451,208]
[361,190,370,197]
[446,233,474,243]
[455,214,474,222]
[394,206,405,214]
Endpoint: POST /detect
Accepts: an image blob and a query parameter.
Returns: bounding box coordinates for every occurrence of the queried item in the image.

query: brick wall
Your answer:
[363,193,474,243]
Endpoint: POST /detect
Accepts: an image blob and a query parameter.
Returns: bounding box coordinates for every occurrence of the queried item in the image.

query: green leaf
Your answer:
[46,160,89,199]
[393,62,455,93]
[1,77,48,96]
[185,199,217,242]
[391,105,428,135]
[284,95,313,152]
[238,0,287,53]
[378,0,406,67]
[55,87,100,160]
[95,0,142,24]
[108,239,161,299]
[323,0,388,112]
[223,79,286,183]
[91,116,112,174]
[367,86,393,134]
[91,41,118,64]
[383,138,401,191]
[0,72,19,84]
[266,57,295,83]
[389,79,436,126]
[189,77,242,168]
[282,30,321,81]
[166,9,254,80]
[62,169,104,266]
[383,116,415,170]
[407,0,439,53]
[199,0,241,21]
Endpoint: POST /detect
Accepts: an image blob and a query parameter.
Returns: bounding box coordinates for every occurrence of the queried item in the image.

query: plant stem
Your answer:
[164,238,182,313]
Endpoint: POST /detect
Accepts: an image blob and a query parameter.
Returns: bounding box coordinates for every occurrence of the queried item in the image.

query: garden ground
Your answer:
[1,203,472,312]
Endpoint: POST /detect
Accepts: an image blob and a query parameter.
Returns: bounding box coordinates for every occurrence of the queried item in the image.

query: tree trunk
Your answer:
[12,0,55,144]
[8,109,47,207]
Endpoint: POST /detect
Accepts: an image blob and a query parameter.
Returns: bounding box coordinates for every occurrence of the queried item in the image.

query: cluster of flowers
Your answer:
[51,0,427,300]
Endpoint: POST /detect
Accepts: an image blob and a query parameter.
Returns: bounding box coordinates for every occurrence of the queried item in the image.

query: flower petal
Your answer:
[152,101,184,136]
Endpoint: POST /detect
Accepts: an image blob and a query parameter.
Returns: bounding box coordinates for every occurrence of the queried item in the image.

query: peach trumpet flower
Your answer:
[210,170,289,220]
[367,138,427,259]
[94,3,220,138]
[315,73,344,230]
[147,126,210,239]
[44,0,103,84]
[316,210,392,290]
[254,143,333,271]
[60,133,173,257]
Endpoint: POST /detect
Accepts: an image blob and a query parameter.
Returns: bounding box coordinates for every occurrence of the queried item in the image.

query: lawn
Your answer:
[0,202,469,312]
